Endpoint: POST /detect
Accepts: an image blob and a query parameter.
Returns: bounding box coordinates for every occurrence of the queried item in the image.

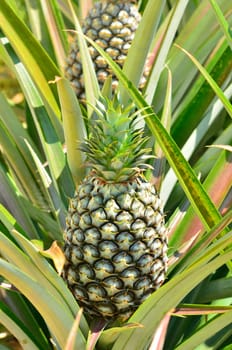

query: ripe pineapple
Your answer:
[62,97,168,320]
[65,0,148,99]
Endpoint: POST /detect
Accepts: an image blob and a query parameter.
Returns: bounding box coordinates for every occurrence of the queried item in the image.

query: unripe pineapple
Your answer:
[62,97,168,320]
[65,0,147,99]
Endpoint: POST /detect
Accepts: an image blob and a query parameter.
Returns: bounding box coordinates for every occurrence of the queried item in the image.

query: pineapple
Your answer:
[65,0,148,99]
[62,97,168,320]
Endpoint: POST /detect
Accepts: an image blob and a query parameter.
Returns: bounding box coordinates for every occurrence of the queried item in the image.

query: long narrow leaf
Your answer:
[209,0,232,49]
[56,77,86,185]
[145,0,189,103]
[176,310,232,350]
[0,165,38,239]
[152,0,232,112]
[121,0,166,102]
[0,302,41,350]
[40,0,68,68]
[84,35,222,229]
[172,38,232,147]
[67,0,99,111]
[0,121,46,211]
[0,259,86,350]
[0,0,61,118]
[175,44,232,118]
[11,229,89,336]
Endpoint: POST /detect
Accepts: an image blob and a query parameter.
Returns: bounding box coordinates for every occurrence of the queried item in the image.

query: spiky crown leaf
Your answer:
[80,96,153,182]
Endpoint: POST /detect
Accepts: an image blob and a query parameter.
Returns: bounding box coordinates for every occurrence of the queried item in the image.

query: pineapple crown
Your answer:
[80,96,153,182]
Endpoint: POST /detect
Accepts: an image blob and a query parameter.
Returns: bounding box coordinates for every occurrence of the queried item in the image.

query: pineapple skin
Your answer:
[63,173,167,320]
[65,1,146,99]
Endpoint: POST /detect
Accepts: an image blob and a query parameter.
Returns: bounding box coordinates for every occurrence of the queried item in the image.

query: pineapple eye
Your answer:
[95,302,117,317]
[84,228,101,243]
[133,276,152,291]
[86,282,107,301]
[77,197,90,213]
[112,291,135,305]
[131,219,146,231]
[65,266,79,285]
[82,243,99,258]
[118,10,129,23]
[109,37,124,48]
[73,285,88,301]
[131,198,144,210]
[70,212,79,227]
[116,210,133,230]
[100,222,118,235]
[150,259,166,281]
[101,13,112,26]
[112,251,133,272]
[99,240,119,255]
[143,227,157,240]
[103,276,124,291]
[91,18,103,31]
[149,238,163,257]
[71,246,84,264]
[137,254,153,270]
[130,241,146,253]
[120,266,140,279]
[79,213,92,230]
[94,259,114,276]
[78,184,94,198]
[99,28,112,39]
[119,27,132,38]
[115,231,134,245]
[64,228,72,242]
[72,229,85,244]
[105,198,120,220]
[91,208,107,227]
[95,55,107,68]
[110,20,123,34]
[78,263,95,280]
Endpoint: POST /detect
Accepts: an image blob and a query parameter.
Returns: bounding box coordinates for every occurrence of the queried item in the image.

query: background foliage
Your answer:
[0,0,232,349]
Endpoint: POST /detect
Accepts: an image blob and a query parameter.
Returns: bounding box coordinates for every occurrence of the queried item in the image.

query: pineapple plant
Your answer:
[65,0,148,99]
[0,0,232,349]
[62,96,167,320]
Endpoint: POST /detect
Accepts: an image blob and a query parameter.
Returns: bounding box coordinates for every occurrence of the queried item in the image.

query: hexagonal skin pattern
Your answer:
[63,175,168,320]
[65,1,149,99]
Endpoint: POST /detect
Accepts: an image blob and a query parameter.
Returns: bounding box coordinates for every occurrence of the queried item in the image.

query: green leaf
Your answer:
[99,322,143,349]
[197,276,232,303]
[67,0,100,111]
[0,287,50,349]
[56,77,86,185]
[175,44,232,119]
[39,0,69,67]
[176,311,232,350]
[121,0,166,102]
[0,119,46,212]
[24,140,67,230]
[172,39,232,147]
[0,164,38,239]
[0,302,41,350]
[0,0,60,118]
[152,0,232,112]
[64,309,84,350]
[153,66,172,190]
[145,0,189,103]
[209,0,232,49]
[169,150,232,252]
[0,258,86,350]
